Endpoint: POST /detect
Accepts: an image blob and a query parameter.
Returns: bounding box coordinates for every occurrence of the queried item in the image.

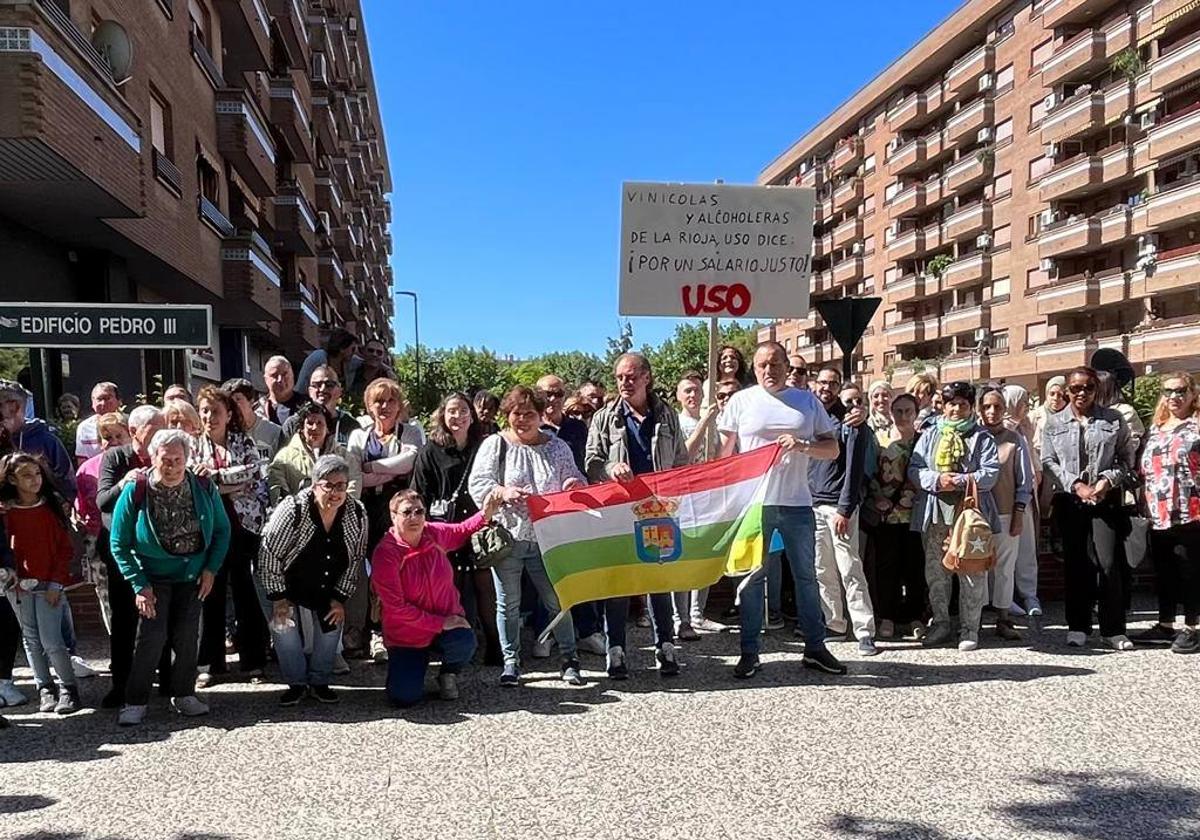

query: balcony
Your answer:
[1042,0,1118,28]
[944,201,992,242]
[1103,80,1133,124]
[832,216,863,249]
[887,138,926,175]
[946,44,994,101]
[318,248,345,295]
[830,137,863,173]
[1101,144,1133,183]
[942,252,992,288]
[886,272,936,303]
[1105,14,1136,59]
[887,228,925,261]
[887,93,926,133]
[923,221,945,252]
[282,287,322,352]
[269,0,311,68]
[945,98,993,147]
[221,230,282,323]
[270,71,314,164]
[1041,30,1106,88]
[887,183,927,217]
[216,88,276,196]
[797,165,825,190]
[831,177,864,213]
[944,154,990,195]
[811,270,834,296]
[1038,215,1102,259]
[0,7,144,219]
[1035,335,1098,372]
[1154,0,1200,24]
[214,0,272,74]
[1039,154,1103,202]
[1041,92,1105,145]
[1152,32,1200,93]
[312,88,337,156]
[832,254,864,285]
[1148,176,1200,229]
[1147,243,1200,295]
[940,352,989,381]
[1149,104,1200,160]
[884,318,925,345]
[1127,316,1200,364]
[273,181,317,256]
[1035,272,1101,316]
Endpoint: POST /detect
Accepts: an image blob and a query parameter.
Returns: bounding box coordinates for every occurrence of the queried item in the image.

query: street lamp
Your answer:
[395,290,420,392]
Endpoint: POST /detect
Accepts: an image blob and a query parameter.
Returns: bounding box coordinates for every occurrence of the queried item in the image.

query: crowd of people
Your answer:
[0,333,1197,727]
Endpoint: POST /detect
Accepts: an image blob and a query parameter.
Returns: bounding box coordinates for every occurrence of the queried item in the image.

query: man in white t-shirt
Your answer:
[718,342,847,680]
[75,381,121,464]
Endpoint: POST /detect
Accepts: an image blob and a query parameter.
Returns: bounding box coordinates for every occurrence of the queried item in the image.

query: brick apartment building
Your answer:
[758,0,1200,392]
[0,0,393,407]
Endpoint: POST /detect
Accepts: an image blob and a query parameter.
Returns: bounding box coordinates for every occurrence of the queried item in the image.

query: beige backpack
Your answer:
[942,477,995,574]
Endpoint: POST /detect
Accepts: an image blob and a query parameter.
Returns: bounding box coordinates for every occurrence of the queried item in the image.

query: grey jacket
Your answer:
[907,422,1001,533]
[1040,405,1132,493]
[585,394,688,483]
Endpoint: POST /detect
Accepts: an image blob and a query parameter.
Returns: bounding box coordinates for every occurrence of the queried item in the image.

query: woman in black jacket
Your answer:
[411,392,501,664]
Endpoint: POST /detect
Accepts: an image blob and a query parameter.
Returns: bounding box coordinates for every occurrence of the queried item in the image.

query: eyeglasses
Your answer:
[311,380,339,390]
[1162,387,1190,398]
[1068,383,1096,395]
[395,507,425,518]
[543,389,565,399]
[316,480,349,493]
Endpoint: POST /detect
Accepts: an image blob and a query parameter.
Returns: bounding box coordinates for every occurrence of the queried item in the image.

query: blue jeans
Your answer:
[8,591,76,689]
[605,594,674,650]
[266,604,342,687]
[767,551,783,615]
[386,627,476,707]
[492,540,576,665]
[571,601,604,638]
[740,506,827,656]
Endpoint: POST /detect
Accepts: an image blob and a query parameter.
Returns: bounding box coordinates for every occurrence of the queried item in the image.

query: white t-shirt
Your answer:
[75,415,101,459]
[678,410,719,464]
[717,385,836,506]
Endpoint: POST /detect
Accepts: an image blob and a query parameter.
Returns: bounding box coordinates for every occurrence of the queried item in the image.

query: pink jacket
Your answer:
[371,513,486,649]
[74,453,104,536]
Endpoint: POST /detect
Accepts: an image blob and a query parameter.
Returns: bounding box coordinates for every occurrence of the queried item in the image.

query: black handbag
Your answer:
[470,436,514,569]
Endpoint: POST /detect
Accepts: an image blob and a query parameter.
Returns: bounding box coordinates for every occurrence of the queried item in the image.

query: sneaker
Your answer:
[38,686,58,713]
[909,621,928,641]
[531,637,553,659]
[170,695,210,717]
[656,642,680,676]
[437,673,459,700]
[577,632,607,656]
[857,637,879,657]
[1025,597,1043,618]
[1170,628,1199,654]
[693,617,728,633]
[0,679,27,708]
[825,626,849,641]
[1132,623,1177,644]
[279,686,307,706]
[765,612,785,631]
[922,623,955,647]
[117,704,147,727]
[995,618,1022,641]
[732,653,760,679]
[54,686,81,714]
[607,646,629,680]
[195,669,214,688]
[499,663,520,686]
[878,619,896,640]
[677,623,700,641]
[70,656,97,678]
[310,685,340,704]
[560,659,586,686]
[370,633,389,663]
[958,638,979,652]
[802,648,848,675]
[1066,631,1088,647]
[1104,634,1134,651]
[332,654,351,676]
[100,688,124,709]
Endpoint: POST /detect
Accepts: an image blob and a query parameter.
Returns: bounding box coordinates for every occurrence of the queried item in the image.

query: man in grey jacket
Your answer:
[584,353,688,679]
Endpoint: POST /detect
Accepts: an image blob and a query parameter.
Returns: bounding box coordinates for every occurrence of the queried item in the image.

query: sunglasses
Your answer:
[1162,387,1190,398]
[396,507,425,518]
[311,380,340,390]
[543,389,565,399]
[1068,383,1096,395]
[789,367,808,376]
[716,392,734,402]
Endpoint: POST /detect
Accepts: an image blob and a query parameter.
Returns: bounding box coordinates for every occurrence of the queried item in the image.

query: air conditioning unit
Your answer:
[887,137,900,152]
[1139,111,1157,129]
[976,232,992,249]
[1041,208,1056,224]
[978,73,993,91]
[1040,257,1056,272]
[347,16,358,36]
[974,327,990,343]
[1137,234,1158,254]
[1044,92,1057,110]
[1123,113,1135,126]
[317,211,331,234]
[1044,142,1059,158]
[977,126,993,143]
[852,241,864,255]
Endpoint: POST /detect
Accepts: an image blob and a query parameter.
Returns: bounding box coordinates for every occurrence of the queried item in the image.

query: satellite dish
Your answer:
[92,21,132,84]
[1090,347,1135,392]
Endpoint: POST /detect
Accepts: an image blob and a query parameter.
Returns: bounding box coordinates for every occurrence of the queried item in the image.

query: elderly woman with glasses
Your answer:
[1042,366,1135,651]
[257,455,369,705]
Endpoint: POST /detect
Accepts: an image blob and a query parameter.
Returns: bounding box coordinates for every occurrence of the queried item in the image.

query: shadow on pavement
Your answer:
[7,833,237,840]
[0,794,57,815]
[825,813,953,839]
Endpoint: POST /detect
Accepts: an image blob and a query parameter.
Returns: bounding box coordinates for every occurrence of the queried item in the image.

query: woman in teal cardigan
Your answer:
[109,428,230,727]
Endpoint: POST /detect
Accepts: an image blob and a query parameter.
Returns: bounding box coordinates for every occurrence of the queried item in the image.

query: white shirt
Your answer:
[678,410,718,464]
[717,385,835,506]
[75,415,101,459]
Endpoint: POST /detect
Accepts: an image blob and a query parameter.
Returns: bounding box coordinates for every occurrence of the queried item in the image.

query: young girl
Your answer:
[1,452,80,713]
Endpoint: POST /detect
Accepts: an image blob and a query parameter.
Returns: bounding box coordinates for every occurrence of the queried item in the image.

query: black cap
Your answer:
[940,381,976,405]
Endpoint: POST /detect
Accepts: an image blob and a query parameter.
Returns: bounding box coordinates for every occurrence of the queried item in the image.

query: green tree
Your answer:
[0,348,27,383]
[645,320,760,393]
[1131,372,1161,428]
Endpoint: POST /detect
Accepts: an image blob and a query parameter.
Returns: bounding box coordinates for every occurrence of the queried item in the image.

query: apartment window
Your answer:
[188,0,211,47]
[864,275,875,292]
[885,308,901,327]
[996,64,1015,95]
[863,234,875,254]
[996,117,1013,147]
[995,16,1015,42]
[1029,98,1047,127]
[993,171,1013,199]
[863,194,876,215]
[1030,38,1053,71]
[991,329,1010,352]
[1026,322,1048,347]
[994,224,1011,248]
[863,153,876,174]
[1027,213,1043,239]
[885,266,898,284]
[197,152,219,203]
[885,181,902,202]
[1029,155,1053,182]
[149,86,172,159]
[992,277,1011,297]
[1026,266,1050,290]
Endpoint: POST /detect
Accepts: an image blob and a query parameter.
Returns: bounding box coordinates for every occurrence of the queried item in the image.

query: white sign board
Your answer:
[619,182,815,318]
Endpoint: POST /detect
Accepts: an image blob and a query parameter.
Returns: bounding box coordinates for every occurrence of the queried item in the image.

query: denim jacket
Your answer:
[584,393,688,483]
[1040,405,1132,494]
[907,423,1001,533]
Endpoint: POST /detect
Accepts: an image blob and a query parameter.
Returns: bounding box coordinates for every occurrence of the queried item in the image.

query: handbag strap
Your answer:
[497,434,508,489]
[963,475,980,510]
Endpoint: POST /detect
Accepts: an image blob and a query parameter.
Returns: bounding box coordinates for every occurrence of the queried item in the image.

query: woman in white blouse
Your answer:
[468,385,586,687]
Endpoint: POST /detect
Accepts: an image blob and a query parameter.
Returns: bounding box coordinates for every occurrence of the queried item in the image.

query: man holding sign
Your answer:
[718,342,847,680]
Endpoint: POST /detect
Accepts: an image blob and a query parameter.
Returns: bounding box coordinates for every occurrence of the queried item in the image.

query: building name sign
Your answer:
[0,303,212,349]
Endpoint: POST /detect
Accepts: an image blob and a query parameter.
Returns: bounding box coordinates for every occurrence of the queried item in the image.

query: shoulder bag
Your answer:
[470,435,514,569]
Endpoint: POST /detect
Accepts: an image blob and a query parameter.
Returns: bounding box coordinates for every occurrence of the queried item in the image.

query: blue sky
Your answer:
[366,1,961,358]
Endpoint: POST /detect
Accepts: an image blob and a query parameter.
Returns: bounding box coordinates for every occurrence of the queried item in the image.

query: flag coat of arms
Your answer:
[527,444,781,611]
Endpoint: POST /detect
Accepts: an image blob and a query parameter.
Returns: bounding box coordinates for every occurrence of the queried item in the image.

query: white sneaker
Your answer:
[1066,631,1087,647]
[170,695,210,717]
[531,638,553,659]
[118,704,147,727]
[958,638,979,652]
[370,632,388,663]
[1026,598,1043,618]
[0,679,27,707]
[70,655,98,678]
[195,668,213,688]
[1104,634,1134,651]
[576,632,607,656]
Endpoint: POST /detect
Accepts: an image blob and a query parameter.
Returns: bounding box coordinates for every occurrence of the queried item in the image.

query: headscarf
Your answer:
[867,380,893,433]
[1002,384,1034,439]
[1043,376,1065,402]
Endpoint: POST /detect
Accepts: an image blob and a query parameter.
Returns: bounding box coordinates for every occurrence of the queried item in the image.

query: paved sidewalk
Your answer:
[2,604,1199,840]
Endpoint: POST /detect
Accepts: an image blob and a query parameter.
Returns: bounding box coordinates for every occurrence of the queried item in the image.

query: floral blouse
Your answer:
[1141,419,1200,531]
[869,431,916,526]
[192,430,270,534]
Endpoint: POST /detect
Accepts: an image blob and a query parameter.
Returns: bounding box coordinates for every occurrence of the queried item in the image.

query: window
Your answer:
[1025,322,1048,347]
[1029,98,1048,127]
[995,117,1013,146]
[863,234,875,254]
[1027,213,1043,239]
[995,16,1015,42]
[994,224,1011,248]
[863,194,876,215]
[197,151,219,203]
[996,63,1015,94]
[1030,38,1054,71]
[1027,266,1050,290]
[992,276,1011,297]
[991,330,1010,352]
[863,153,876,174]
[885,181,902,202]
[993,171,1013,198]
[149,86,172,159]
[188,0,211,47]
[864,275,875,291]
[1028,155,1053,182]
[885,265,898,284]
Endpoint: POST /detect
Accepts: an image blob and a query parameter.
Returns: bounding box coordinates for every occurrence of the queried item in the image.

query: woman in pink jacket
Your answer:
[372,488,502,706]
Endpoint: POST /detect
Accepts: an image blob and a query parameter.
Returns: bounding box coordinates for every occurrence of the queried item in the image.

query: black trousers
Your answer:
[100,530,141,696]
[199,527,268,673]
[0,595,19,680]
[1056,495,1128,637]
[872,523,927,624]
[1151,522,1200,626]
[126,581,203,705]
